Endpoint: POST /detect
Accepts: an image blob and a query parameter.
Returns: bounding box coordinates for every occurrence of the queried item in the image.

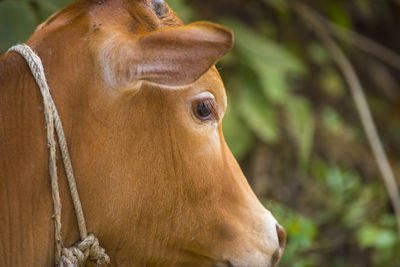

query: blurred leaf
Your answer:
[224,70,279,144]
[308,43,331,65]
[324,1,352,28]
[262,0,288,12]
[220,17,305,73]
[266,201,317,252]
[310,158,329,183]
[320,68,345,98]
[223,103,254,160]
[167,0,194,23]
[326,167,360,197]
[259,21,278,39]
[343,201,366,228]
[322,107,345,135]
[355,0,373,18]
[237,85,279,144]
[287,215,317,249]
[254,61,289,104]
[36,1,59,22]
[357,225,397,249]
[342,189,369,227]
[218,50,236,67]
[35,0,74,22]
[380,214,397,228]
[0,0,36,52]
[285,96,315,165]
[219,18,305,106]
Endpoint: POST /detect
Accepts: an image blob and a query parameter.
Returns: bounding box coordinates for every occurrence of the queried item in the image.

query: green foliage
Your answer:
[222,103,254,160]
[262,0,288,12]
[236,80,280,144]
[358,225,397,249]
[266,201,318,267]
[35,0,74,21]
[167,0,194,22]
[267,161,400,266]
[323,1,352,28]
[0,0,36,52]
[219,17,309,153]
[0,0,74,53]
[285,96,314,166]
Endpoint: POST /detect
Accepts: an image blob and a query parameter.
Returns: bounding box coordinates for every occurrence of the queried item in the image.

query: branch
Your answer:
[311,8,400,72]
[292,1,400,236]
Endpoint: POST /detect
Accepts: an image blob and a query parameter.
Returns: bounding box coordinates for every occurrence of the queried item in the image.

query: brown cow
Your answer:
[0,0,286,266]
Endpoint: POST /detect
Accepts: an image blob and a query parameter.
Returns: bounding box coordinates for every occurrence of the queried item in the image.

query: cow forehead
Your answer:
[33,1,228,100]
[194,68,226,96]
[180,67,227,111]
[135,67,227,106]
[36,0,181,33]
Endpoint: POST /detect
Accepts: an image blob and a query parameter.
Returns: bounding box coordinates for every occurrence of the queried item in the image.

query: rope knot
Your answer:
[59,234,110,267]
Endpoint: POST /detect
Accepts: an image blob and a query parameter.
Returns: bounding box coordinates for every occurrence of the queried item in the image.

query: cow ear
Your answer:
[133,22,233,86]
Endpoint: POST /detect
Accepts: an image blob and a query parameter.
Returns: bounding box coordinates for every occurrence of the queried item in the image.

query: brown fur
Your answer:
[0,0,284,266]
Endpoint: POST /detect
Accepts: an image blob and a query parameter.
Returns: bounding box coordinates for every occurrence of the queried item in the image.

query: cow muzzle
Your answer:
[219,211,287,267]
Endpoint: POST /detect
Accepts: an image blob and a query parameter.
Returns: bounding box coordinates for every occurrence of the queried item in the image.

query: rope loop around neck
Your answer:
[8,44,110,266]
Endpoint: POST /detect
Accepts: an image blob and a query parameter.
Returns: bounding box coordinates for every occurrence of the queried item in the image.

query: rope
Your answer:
[8,44,110,266]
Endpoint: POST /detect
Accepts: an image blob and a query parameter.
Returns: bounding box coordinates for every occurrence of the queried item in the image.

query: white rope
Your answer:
[8,44,110,266]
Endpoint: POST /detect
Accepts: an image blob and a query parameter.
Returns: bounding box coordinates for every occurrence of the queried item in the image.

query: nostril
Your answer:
[276,223,287,253]
[270,224,287,266]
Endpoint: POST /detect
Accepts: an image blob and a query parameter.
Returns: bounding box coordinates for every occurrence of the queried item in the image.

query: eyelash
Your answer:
[193,98,219,122]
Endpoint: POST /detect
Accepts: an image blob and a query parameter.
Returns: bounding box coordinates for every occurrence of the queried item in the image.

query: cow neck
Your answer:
[7,44,110,267]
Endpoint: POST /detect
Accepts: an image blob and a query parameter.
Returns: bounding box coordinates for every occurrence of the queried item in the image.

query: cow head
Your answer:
[29,0,286,265]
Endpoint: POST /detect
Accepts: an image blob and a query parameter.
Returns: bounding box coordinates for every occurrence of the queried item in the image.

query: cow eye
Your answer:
[197,101,212,118]
[192,95,218,122]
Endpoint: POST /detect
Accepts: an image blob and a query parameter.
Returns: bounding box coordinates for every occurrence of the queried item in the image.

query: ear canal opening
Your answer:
[133,22,233,86]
